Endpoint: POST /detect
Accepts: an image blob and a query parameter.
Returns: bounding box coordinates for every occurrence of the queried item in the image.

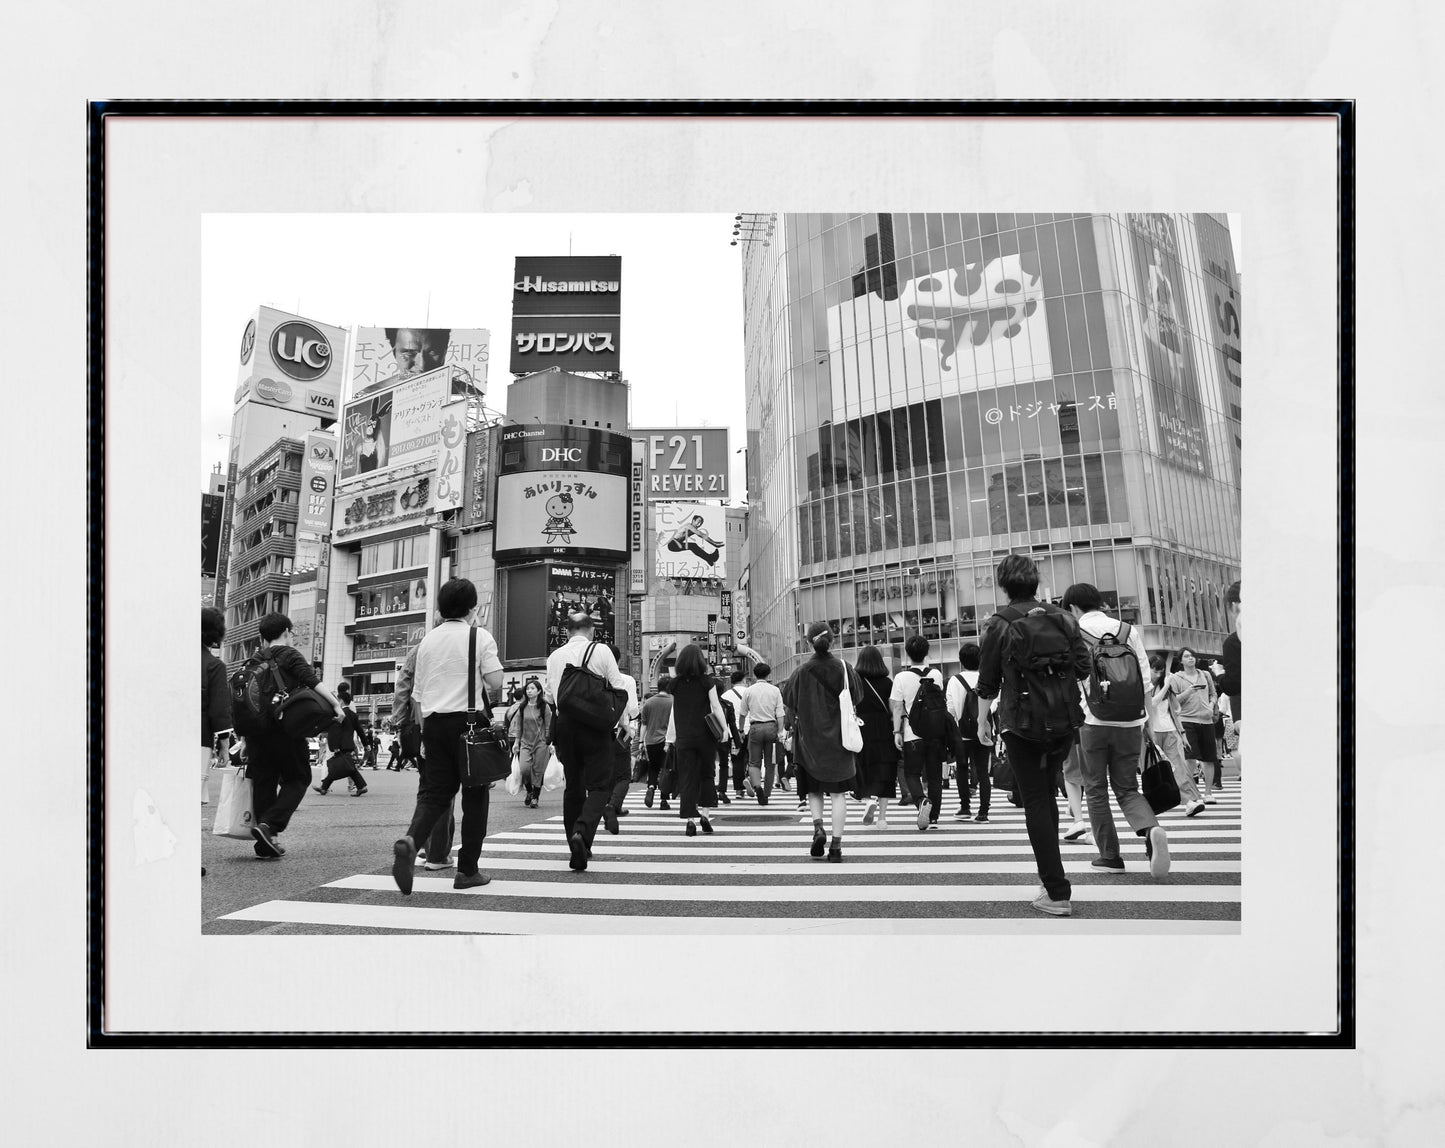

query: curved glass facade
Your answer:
[741,213,1241,680]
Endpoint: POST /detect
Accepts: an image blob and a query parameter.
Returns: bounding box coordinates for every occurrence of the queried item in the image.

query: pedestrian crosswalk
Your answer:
[220,783,1244,935]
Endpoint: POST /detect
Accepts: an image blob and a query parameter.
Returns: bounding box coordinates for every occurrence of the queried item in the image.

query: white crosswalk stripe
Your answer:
[220,783,1244,934]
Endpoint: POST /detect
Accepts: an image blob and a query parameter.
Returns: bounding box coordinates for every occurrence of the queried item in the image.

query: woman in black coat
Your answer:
[853,644,899,827]
[664,644,730,837]
[201,607,231,807]
[781,621,862,862]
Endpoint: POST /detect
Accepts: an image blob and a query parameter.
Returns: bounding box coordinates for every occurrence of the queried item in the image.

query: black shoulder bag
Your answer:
[460,627,511,787]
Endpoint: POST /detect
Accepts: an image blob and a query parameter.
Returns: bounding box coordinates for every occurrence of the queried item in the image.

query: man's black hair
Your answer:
[258,612,292,643]
[904,634,929,663]
[436,578,478,620]
[1060,582,1105,613]
[995,554,1040,600]
[958,642,981,671]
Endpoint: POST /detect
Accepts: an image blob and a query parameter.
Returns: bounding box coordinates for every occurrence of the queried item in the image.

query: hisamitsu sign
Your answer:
[633,427,730,501]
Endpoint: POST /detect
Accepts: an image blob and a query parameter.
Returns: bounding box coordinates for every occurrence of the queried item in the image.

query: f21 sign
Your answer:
[633,427,730,502]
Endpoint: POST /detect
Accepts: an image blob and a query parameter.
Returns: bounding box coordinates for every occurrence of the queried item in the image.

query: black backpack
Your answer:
[230,649,287,737]
[556,641,629,732]
[905,668,950,742]
[1082,621,1146,722]
[998,604,1083,741]
[953,673,980,742]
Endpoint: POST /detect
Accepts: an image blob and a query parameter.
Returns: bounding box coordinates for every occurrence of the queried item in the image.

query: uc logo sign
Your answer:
[240,319,256,365]
[270,321,332,382]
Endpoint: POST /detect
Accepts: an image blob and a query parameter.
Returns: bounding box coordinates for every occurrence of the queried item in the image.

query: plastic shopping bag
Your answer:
[542,754,565,792]
[212,766,256,840]
[506,752,523,796]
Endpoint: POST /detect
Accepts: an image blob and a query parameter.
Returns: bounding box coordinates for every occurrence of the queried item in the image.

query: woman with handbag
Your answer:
[1168,647,1222,805]
[508,678,554,809]
[663,644,729,837]
[1146,654,1205,816]
[853,644,899,828]
[780,621,861,862]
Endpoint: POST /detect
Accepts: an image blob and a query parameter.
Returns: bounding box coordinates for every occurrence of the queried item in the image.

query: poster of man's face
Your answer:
[350,326,491,401]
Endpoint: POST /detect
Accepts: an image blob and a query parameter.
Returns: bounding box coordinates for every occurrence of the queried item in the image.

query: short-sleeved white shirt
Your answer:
[413,621,503,718]
[888,663,945,743]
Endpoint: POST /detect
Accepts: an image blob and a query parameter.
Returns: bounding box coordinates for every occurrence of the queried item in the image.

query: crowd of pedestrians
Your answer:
[204,562,1240,918]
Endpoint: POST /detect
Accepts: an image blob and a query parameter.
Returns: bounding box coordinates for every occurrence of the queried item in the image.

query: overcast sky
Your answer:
[201,212,750,496]
[202,212,1241,496]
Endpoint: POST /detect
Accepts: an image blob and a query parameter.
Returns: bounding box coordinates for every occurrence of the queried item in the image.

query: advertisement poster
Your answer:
[434,399,468,513]
[493,471,629,560]
[355,577,427,619]
[352,621,428,665]
[1194,213,1243,482]
[824,216,1053,420]
[350,326,490,402]
[545,562,619,653]
[1126,213,1210,476]
[339,366,451,481]
[297,431,339,534]
[510,314,621,374]
[463,425,496,527]
[654,502,728,580]
[201,493,222,577]
[493,424,631,560]
[629,438,646,594]
[510,255,622,373]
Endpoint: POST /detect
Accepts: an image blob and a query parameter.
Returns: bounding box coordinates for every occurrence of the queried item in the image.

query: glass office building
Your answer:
[740,212,1242,680]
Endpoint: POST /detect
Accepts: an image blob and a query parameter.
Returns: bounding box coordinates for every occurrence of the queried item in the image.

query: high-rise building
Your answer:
[201,464,227,606]
[221,437,304,666]
[739,212,1242,680]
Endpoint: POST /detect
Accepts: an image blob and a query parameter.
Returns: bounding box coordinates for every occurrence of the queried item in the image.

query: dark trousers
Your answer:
[553,711,614,848]
[716,744,735,796]
[903,737,946,821]
[608,736,632,810]
[403,713,489,875]
[247,732,312,833]
[957,741,991,815]
[420,743,456,864]
[644,742,667,788]
[675,745,718,819]
[1001,731,1074,903]
[319,751,367,793]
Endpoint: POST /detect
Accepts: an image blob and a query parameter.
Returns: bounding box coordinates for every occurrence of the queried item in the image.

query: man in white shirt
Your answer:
[390,579,504,894]
[945,642,991,823]
[889,634,949,831]
[603,643,642,832]
[719,670,749,801]
[1061,582,1169,881]
[545,612,631,873]
[738,662,784,804]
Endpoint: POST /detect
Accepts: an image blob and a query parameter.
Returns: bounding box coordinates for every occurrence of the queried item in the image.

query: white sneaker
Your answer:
[862,800,878,826]
[1063,820,1089,841]
[1185,799,1206,817]
[1147,826,1170,880]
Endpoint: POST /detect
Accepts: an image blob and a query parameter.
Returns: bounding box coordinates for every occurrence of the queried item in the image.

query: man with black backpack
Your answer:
[976,555,1091,916]
[232,613,347,859]
[890,634,950,830]
[1061,582,1170,880]
[946,642,990,823]
[545,610,631,873]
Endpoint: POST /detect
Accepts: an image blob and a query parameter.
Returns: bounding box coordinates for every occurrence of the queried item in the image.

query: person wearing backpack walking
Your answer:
[545,610,632,872]
[946,642,990,822]
[976,555,1091,917]
[889,634,950,830]
[233,613,347,859]
[1061,583,1170,880]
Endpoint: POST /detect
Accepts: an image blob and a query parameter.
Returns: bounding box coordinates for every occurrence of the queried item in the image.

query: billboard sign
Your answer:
[339,365,451,481]
[629,439,646,594]
[654,502,728,580]
[201,493,223,578]
[463,425,497,526]
[434,399,468,514]
[1126,213,1210,476]
[510,313,620,374]
[335,472,435,540]
[545,562,619,653]
[493,424,630,561]
[234,306,348,419]
[354,576,428,620]
[512,256,622,316]
[350,326,490,402]
[633,427,731,501]
[297,431,339,534]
